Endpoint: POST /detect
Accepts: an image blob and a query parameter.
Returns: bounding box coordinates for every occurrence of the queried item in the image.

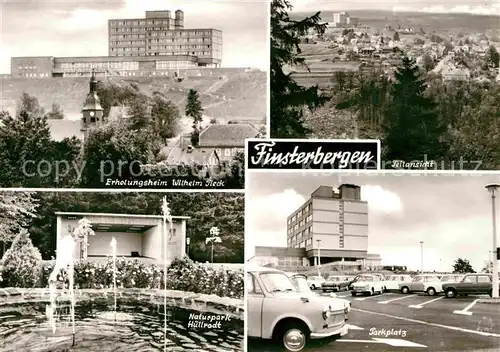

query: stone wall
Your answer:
[0,287,244,320]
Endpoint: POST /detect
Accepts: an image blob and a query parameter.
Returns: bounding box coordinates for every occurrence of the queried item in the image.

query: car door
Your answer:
[411,276,424,292]
[476,275,491,294]
[247,273,264,338]
[458,275,477,294]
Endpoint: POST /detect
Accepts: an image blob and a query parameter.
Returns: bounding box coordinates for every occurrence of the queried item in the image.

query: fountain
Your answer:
[110,237,117,323]
[45,234,76,345]
[161,196,173,351]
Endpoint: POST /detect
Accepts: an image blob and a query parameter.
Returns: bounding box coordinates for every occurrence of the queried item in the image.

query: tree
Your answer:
[17,92,44,118]
[151,92,180,141]
[0,192,38,256]
[270,0,328,138]
[422,54,435,72]
[80,122,160,187]
[443,41,454,56]
[186,89,203,126]
[45,103,64,120]
[383,57,448,163]
[453,258,475,274]
[393,31,400,41]
[1,229,43,288]
[0,109,53,187]
[486,45,500,68]
[481,261,493,273]
[185,89,204,146]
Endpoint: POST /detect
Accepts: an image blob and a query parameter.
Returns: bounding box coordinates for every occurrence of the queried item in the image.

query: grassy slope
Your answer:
[0,70,266,120]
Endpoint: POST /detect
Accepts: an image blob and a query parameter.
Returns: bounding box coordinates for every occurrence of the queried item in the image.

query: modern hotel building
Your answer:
[11,10,222,78]
[249,184,382,270]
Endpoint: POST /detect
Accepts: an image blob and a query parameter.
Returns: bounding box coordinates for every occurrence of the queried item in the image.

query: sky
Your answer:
[288,0,500,15]
[0,0,268,73]
[246,171,500,273]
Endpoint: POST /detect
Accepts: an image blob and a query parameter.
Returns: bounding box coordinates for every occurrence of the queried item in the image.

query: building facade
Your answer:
[286,184,369,266]
[56,212,189,263]
[108,10,222,67]
[10,10,222,78]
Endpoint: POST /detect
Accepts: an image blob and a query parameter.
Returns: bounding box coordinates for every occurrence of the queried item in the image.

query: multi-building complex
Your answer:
[332,12,359,28]
[10,10,222,78]
[249,184,382,270]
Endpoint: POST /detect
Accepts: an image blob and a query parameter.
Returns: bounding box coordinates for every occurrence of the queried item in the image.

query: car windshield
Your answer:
[357,276,374,282]
[292,276,311,292]
[260,272,296,293]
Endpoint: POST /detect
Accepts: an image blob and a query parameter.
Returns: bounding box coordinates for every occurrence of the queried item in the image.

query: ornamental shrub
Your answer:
[1,230,42,288]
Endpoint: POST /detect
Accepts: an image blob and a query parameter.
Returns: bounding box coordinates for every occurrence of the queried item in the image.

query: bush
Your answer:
[1,230,42,288]
[37,258,244,299]
[167,257,243,299]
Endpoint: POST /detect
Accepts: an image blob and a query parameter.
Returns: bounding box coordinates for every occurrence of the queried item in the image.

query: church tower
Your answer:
[81,69,104,137]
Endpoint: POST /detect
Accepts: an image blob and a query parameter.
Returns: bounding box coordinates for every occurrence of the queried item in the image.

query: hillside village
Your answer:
[296,12,500,86]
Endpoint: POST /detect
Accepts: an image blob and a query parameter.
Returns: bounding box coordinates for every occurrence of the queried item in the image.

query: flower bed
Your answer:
[2,257,243,299]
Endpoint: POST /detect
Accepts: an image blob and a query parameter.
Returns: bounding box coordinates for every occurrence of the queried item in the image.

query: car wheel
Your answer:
[370,288,374,296]
[427,287,436,296]
[445,289,456,298]
[281,323,308,352]
[488,290,492,297]
[401,286,409,294]
[311,284,316,290]
[351,291,356,297]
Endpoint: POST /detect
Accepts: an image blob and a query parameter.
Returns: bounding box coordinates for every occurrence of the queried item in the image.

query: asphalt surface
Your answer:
[247,291,500,351]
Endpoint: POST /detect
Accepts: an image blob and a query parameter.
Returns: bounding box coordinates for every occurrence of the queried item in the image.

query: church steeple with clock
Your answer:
[81,69,104,134]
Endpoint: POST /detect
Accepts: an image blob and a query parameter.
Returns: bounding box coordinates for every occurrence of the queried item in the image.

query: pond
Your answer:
[0,299,243,351]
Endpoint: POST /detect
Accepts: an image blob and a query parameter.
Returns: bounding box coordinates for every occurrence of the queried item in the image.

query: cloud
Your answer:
[361,184,404,215]
[393,4,500,16]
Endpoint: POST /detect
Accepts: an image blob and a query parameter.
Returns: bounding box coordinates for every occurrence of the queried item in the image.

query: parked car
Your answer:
[384,274,413,292]
[287,273,351,313]
[247,267,349,351]
[350,274,385,296]
[442,273,500,298]
[322,275,352,292]
[307,275,326,290]
[399,274,441,295]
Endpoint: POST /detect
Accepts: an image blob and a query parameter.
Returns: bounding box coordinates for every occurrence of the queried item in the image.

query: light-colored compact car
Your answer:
[384,274,413,291]
[287,273,351,313]
[306,275,326,290]
[350,274,385,296]
[247,266,349,352]
[321,275,352,292]
[399,274,442,295]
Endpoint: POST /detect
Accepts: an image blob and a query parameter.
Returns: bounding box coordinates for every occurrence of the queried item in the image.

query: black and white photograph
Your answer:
[271,0,500,169]
[0,0,267,189]
[245,171,500,351]
[0,190,244,351]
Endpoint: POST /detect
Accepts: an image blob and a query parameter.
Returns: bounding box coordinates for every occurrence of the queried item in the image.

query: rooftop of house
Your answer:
[198,123,259,148]
[55,212,190,220]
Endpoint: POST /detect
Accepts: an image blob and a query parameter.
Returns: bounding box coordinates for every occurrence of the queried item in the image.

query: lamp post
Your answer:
[186,237,191,258]
[206,227,221,263]
[486,183,499,298]
[419,241,424,273]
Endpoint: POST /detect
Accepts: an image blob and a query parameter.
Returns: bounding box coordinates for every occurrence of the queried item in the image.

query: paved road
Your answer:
[247,291,500,351]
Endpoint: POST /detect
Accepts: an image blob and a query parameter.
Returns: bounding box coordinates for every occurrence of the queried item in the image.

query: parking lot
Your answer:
[247,291,500,351]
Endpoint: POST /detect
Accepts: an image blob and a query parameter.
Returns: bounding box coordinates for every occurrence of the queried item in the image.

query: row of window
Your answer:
[110,34,147,40]
[16,65,38,70]
[110,20,177,26]
[18,73,50,78]
[289,214,312,233]
[288,226,312,245]
[212,148,242,158]
[288,203,312,225]
[56,61,140,70]
[155,61,197,69]
[147,45,211,50]
[110,37,214,43]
